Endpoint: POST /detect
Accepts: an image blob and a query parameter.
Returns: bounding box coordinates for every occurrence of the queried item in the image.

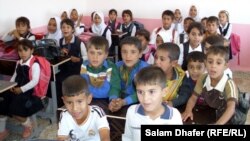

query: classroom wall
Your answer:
[0,0,249,70]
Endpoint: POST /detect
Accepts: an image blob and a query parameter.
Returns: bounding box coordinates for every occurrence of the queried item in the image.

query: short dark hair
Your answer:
[157,43,180,61]
[109,9,117,15]
[62,75,89,97]
[135,29,150,42]
[120,37,142,52]
[187,22,204,35]
[122,9,133,20]
[207,16,219,26]
[87,36,109,53]
[187,51,206,64]
[17,39,34,51]
[184,17,195,23]
[203,35,225,46]
[206,46,229,63]
[162,10,174,20]
[16,16,30,29]
[60,18,75,30]
[134,66,166,89]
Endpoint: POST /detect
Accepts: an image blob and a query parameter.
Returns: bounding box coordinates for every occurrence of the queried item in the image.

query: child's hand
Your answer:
[12,30,21,39]
[181,111,193,122]
[13,87,22,95]
[70,56,80,62]
[108,100,117,112]
[109,98,125,112]
[61,48,69,56]
[8,29,15,35]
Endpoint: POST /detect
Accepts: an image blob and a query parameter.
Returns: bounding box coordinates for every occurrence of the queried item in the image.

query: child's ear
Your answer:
[87,94,93,104]
[162,87,168,97]
[224,62,228,70]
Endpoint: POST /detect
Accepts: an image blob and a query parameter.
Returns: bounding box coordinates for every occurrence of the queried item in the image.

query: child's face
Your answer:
[109,12,117,21]
[184,19,194,32]
[87,45,108,68]
[162,15,173,29]
[121,44,142,68]
[61,12,68,20]
[206,54,227,80]
[156,35,164,47]
[201,19,207,30]
[16,23,29,35]
[219,13,228,25]
[70,10,78,22]
[18,46,33,62]
[63,93,92,123]
[122,13,131,24]
[174,9,181,20]
[189,6,197,18]
[136,84,165,116]
[154,50,173,74]
[61,23,74,38]
[47,18,57,33]
[207,22,218,35]
[136,35,148,51]
[94,14,102,25]
[187,61,206,81]
[188,27,203,47]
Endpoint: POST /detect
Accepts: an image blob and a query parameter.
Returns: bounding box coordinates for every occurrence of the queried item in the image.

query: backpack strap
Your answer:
[172,29,176,43]
[219,23,230,36]
[102,26,110,37]
[155,27,162,34]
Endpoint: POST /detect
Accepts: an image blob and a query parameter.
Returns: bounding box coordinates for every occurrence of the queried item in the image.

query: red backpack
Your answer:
[29,56,51,98]
[230,33,241,64]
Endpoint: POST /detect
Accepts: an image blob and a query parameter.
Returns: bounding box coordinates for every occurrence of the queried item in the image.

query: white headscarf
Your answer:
[91,11,107,35]
[46,17,62,46]
[188,5,200,22]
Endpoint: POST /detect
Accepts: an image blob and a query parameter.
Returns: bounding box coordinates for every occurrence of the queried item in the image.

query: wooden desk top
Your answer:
[0,80,17,93]
[49,56,71,67]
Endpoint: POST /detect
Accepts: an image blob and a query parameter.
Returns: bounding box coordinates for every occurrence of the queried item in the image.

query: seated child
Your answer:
[173,9,184,34]
[154,43,191,107]
[106,9,121,34]
[149,10,179,45]
[185,51,206,105]
[61,11,68,20]
[122,66,182,141]
[178,22,205,70]
[69,9,85,36]
[201,17,208,32]
[135,29,156,64]
[109,37,149,112]
[80,36,121,99]
[179,17,195,44]
[0,40,45,139]
[44,17,62,46]
[182,46,238,124]
[2,16,35,42]
[203,35,232,78]
[57,75,110,141]
[119,9,136,39]
[188,5,200,22]
[204,16,220,40]
[56,18,88,107]
[91,11,112,47]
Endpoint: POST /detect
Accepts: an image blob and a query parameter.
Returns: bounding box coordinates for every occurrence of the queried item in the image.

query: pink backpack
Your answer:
[29,56,51,98]
[230,33,241,64]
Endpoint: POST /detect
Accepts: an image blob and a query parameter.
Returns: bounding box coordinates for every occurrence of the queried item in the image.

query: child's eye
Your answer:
[77,100,83,104]
[149,90,156,95]
[137,90,144,95]
[97,52,103,56]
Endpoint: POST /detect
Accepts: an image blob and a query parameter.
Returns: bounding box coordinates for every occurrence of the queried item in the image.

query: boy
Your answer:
[109,37,149,112]
[204,16,220,40]
[57,75,110,141]
[80,36,121,99]
[149,10,179,45]
[186,51,206,105]
[182,46,238,125]
[203,35,232,78]
[122,66,182,141]
[135,29,156,64]
[154,43,190,107]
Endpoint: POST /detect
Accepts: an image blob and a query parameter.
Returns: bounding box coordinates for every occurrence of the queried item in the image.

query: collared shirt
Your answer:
[122,104,182,141]
[178,43,203,65]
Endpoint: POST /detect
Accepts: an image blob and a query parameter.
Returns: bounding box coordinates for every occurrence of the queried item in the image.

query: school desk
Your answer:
[0,80,17,93]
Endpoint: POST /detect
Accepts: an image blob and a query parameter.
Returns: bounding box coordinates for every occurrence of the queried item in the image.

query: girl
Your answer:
[2,16,35,42]
[188,5,200,22]
[107,9,121,33]
[119,9,136,39]
[56,18,87,107]
[178,22,204,71]
[0,39,44,139]
[174,9,184,34]
[44,17,62,46]
[69,9,85,36]
[218,10,232,59]
[60,11,68,20]
[91,11,112,47]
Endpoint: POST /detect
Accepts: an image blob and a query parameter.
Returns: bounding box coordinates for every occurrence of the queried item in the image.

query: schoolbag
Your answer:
[32,39,61,60]
[129,21,144,33]
[202,74,249,124]
[230,33,241,64]
[28,56,51,98]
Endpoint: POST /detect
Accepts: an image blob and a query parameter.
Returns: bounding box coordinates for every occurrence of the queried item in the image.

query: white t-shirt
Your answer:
[122,104,182,141]
[58,105,109,141]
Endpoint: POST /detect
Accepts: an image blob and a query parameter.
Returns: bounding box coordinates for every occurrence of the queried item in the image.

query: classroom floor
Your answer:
[4,71,250,140]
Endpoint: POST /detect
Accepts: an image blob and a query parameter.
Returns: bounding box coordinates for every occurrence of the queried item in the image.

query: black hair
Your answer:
[162,10,174,20]
[120,37,142,52]
[16,16,31,29]
[206,46,229,63]
[17,39,34,51]
[87,36,109,53]
[157,42,180,61]
[187,51,206,64]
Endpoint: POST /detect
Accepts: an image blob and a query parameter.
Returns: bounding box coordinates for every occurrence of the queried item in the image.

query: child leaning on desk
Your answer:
[57,75,110,141]
[0,40,45,139]
[122,66,183,141]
